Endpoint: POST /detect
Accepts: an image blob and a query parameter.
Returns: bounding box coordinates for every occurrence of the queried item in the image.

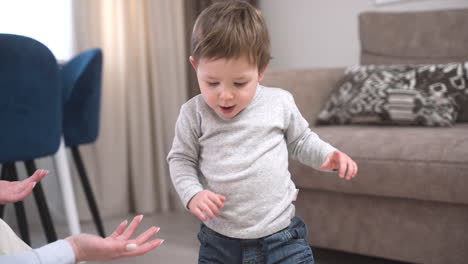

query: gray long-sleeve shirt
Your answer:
[167,85,336,239]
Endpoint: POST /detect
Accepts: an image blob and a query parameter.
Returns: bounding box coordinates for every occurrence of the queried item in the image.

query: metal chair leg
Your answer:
[71,146,106,237]
[7,163,31,245]
[24,160,58,243]
[0,164,6,218]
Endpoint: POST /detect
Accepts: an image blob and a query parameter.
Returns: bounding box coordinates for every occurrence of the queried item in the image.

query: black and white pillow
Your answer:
[317,63,468,126]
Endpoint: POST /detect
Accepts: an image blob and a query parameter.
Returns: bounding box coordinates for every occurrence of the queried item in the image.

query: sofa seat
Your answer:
[291,124,468,205]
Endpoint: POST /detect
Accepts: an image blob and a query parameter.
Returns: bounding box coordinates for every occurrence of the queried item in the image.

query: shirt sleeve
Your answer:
[284,92,337,169]
[0,240,75,264]
[167,103,204,208]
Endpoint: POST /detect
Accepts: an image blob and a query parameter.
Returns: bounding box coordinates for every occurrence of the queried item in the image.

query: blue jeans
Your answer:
[197,216,314,264]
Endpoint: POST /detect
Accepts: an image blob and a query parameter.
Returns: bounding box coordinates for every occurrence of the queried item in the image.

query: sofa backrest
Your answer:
[261,68,344,126]
[359,8,468,122]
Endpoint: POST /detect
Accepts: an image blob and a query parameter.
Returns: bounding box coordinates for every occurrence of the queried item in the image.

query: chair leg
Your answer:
[71,146,106,237]
[0,164,6,218]
[53,138,81,235]
[24,160,58,243]
[7,163,31,245]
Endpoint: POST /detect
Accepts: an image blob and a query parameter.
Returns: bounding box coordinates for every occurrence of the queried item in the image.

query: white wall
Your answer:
[0,0,73,60]
[259,0,468,69]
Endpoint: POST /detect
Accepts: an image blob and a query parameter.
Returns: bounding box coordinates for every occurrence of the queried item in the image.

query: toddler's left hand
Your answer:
[320,151,357,180]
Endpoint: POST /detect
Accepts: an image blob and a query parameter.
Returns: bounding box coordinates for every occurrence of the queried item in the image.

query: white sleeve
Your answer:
[0,240,75,264]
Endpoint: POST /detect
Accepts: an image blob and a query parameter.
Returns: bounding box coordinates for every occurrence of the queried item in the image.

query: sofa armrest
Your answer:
[261,67,345,125]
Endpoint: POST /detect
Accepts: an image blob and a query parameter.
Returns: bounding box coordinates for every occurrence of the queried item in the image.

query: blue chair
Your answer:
[0,33,61,244]
[61,48,105,237]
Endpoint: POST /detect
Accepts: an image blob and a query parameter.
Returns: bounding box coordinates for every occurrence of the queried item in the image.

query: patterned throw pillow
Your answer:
[317,63,468,126]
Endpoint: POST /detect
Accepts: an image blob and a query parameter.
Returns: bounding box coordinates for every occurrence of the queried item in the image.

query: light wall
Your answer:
[259,0,468,69]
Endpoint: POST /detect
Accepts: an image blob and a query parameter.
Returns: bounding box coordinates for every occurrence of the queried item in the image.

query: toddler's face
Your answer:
[191,56,265,119]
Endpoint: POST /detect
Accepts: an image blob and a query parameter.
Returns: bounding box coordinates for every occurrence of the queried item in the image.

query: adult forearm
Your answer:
[0,240,75,264]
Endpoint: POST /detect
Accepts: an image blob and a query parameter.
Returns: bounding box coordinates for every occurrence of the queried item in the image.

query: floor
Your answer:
[23,211,412,264]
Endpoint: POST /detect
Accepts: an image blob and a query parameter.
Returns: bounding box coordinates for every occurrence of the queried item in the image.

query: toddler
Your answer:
[168,2,357,263]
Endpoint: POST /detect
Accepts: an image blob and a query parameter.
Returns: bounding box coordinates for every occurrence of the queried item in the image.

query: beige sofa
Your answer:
[261,9,468,264]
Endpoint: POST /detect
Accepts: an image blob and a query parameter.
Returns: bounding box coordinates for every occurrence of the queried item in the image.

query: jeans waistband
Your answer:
[201,221,292,242]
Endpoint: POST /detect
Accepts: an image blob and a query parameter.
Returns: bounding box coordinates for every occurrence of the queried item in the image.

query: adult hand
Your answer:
[0,169,48,204]
[188,190,225,222]
[320,150,358,180]
[65,215,163,262]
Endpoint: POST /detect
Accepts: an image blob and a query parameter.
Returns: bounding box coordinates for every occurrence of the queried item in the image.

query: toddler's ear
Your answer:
[189,56,197,71]
[258,66,267,82]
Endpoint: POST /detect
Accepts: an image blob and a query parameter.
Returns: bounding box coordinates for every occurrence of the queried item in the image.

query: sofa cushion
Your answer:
[291,124,468,205]
[317,63,468,126]
[359,9,468,122]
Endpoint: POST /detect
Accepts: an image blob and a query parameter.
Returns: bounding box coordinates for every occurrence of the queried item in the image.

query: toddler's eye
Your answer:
[234,82,247,87]
[207,82,219,87]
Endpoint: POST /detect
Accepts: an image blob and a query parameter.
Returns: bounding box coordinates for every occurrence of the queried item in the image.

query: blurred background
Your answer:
[1,0,467,263]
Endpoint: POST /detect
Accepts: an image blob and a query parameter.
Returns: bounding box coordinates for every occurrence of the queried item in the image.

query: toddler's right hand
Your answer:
[188,190,226,222]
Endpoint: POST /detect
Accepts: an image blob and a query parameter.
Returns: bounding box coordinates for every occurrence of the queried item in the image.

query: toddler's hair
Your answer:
[191,1,271,71]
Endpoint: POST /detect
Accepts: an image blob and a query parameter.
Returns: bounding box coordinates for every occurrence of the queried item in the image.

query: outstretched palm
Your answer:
[0,169,48,204]
[66,215,163,262]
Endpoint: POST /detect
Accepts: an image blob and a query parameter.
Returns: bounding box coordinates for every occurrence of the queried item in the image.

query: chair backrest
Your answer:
[0,34,62,162]
[61,48,103,146]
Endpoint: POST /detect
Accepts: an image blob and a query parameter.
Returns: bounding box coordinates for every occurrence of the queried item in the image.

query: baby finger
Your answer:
[209,194,224,208]
[192,207,207,222]
[206,200,220,216]
[353,162,358,177]
[200,204,215,219]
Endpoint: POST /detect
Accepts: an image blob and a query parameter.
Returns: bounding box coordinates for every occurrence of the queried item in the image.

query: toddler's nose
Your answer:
[219,87,234,101]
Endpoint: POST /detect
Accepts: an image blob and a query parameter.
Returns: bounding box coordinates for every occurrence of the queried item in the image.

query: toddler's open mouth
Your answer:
[219,105,236,115]
[220,105,234,110]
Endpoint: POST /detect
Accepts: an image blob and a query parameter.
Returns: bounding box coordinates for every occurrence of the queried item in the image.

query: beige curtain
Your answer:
[70,0,187,221]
